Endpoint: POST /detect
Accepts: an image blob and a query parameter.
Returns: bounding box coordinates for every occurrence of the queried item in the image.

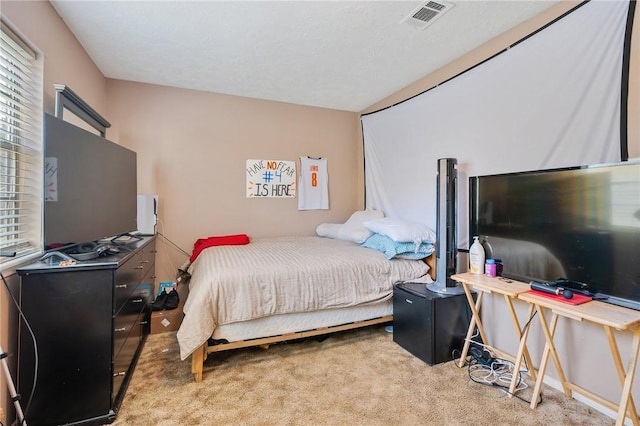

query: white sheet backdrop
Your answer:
[362,0,630,249]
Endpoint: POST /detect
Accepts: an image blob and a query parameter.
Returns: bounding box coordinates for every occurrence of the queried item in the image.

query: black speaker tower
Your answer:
[427,158,463,294]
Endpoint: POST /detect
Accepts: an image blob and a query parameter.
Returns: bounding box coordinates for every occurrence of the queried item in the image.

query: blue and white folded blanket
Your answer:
[362,233,435,260]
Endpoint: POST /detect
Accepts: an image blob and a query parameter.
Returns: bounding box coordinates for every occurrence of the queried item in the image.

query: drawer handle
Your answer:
[132,298,143,303]
[115,284,128,289]
[405,299,413,304]
[141,260,150,264]
[115,327,127,332]
[114,371,126,377]
[134,266,144,270]
[139,320,148,325]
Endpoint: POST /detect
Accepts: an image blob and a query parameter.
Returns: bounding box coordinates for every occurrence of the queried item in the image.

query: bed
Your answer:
[176,233,436,382]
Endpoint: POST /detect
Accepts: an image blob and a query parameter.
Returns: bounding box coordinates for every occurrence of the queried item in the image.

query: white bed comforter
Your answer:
[177,236,431,359]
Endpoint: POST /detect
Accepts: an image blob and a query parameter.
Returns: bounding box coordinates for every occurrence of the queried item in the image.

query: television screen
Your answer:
[469,161,640,310]
[43,113,137,249]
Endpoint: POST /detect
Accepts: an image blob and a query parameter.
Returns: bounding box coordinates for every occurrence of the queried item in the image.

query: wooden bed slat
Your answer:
[191,315,393,382]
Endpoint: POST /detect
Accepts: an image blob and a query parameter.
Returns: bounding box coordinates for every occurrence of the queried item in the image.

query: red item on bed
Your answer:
[189,234,250,262]
[528,289,592,305]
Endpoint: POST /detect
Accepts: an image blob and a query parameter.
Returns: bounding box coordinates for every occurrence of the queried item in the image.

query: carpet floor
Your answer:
[113,325,614,425]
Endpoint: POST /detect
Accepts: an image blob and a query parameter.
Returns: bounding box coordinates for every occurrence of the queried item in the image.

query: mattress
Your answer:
[177,236,432,360]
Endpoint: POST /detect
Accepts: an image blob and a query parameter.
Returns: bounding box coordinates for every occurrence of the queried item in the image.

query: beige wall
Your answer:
[356,1,640,412]
[106,80,359,282]
[1,1,107,116]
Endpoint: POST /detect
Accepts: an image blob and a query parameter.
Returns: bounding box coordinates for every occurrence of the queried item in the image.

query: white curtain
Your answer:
[362,0,630,249]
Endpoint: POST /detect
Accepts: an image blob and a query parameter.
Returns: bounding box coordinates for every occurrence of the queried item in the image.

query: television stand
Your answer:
[452,272,640,426]
[450,273,538,397]
[518,289,640,426]
[16,236,156,424]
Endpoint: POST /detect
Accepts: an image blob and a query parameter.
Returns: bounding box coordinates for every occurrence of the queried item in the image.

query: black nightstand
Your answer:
[393,282,471,365]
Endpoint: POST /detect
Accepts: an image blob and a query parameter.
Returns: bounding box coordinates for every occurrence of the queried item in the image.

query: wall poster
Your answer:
[246,159,296,198]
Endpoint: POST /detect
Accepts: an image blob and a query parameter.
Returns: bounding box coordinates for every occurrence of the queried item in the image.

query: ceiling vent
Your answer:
[402,1,455,30]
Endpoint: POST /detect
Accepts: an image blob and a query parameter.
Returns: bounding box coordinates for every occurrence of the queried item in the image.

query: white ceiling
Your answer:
[50,0,558,112]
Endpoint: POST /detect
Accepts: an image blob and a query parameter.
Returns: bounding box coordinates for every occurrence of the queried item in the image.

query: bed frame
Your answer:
[189,254,437,382]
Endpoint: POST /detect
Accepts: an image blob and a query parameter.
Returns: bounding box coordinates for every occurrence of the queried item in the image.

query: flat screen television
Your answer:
[469,161,640,310]
[43,113,137,250]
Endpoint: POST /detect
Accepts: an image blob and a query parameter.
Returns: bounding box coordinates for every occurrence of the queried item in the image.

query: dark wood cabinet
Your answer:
[16,237,155,425]
[393,282,471,365]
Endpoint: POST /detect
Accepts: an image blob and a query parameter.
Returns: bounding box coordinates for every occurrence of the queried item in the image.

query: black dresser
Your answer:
[393,282,470,365]
[16,236,155,425]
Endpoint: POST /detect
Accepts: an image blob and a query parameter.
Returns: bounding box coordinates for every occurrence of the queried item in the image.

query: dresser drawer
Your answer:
[131,240,156,283]
[140,256,156,288]
[114,283,151,356]
[114,257,142,314]
[140,240,156,270]
[114,300,145,357]
[113,311,144,401]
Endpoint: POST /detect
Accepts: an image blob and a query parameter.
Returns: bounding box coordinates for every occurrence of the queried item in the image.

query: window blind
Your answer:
[0,22,43,265]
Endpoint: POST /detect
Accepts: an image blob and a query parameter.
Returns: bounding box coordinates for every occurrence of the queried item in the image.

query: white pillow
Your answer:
[316,210,384,243]
[363,217,436,243]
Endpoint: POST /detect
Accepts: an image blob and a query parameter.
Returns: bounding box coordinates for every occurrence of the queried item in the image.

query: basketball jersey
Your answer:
[298,157,329,210]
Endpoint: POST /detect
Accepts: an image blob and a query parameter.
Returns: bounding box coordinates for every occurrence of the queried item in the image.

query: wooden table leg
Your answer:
[508,302,536,396]
[540,310,570,396]
[614,327,640,426]
[530,306,568,409]
[506,296,537,380]
[458,286,484,368]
